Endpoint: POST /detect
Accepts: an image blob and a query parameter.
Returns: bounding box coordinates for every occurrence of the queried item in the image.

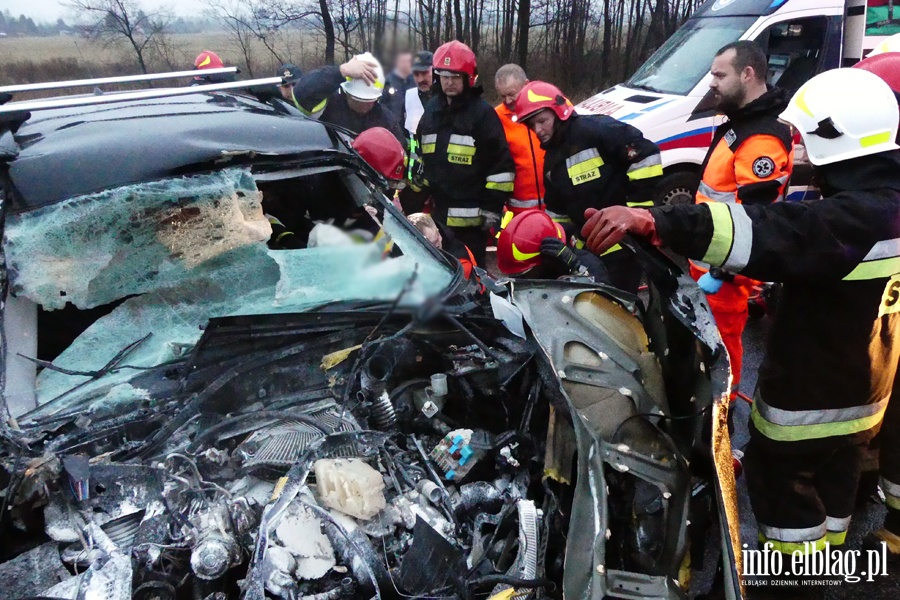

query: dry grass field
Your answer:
[0,32,327,96]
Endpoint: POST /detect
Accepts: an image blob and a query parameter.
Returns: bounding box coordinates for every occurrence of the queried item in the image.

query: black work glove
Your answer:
[540,237,582,273]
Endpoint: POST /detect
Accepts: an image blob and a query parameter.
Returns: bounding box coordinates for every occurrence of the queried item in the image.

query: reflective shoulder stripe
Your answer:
[751,396,888,442]
[486,171,515,192]
[698,181,737,204]
[566,148,601,168]
[843,237,900,280]
[566,148,605,179]
[448,134,475,146]
[421,134,437,153]
[702,202,753,271]
[626,154,663,181]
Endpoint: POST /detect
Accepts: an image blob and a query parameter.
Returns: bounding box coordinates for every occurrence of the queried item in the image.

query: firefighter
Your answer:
[408,213,478,279]
[351,126,406,187]
[291,53,405,141]
[494,64,545,222]
[580,68,900,561]
[496,210,608,281]
[853,49,900,559]
[692,40,794,401]
[512,80,662,294]
[191,50,235,85]
[398,51,434,214]
[416,40,515,265]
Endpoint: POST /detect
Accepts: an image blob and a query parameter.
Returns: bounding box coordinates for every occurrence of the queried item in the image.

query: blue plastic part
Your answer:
[446,470,456,480]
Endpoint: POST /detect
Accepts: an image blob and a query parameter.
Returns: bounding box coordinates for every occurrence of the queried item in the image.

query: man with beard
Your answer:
[692,40,794,400]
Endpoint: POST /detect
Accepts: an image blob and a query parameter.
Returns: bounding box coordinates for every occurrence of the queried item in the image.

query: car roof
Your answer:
[2,90,347,213]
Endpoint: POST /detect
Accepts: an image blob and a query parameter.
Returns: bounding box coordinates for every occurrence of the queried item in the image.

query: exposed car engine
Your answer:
[0,311,580,600]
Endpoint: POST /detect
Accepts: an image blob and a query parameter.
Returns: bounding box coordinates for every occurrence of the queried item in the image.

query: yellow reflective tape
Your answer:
[528,89,554,103]
[422,143,436,154]
[825,530,848,546]
[843,256,900,280]
[512,243,540,261]
[275,231,295,243]
[488,590,517,600]
[486,181,514,192]
[601,243,622,256]
[627,164,664,181]
[447,216,483,227]
[627,200,655,207]
[702,202,734,266]
[500,211,515,229]
[447,143,476,156]
[760,535,826,555]
[293,93,328,116]
[374,80,384,89]
[750,402,886,442]
[861,131,893,148]
[794,86,813,118]
[551,215,573,224]
[567,156,604,178]
[887,496,900,510]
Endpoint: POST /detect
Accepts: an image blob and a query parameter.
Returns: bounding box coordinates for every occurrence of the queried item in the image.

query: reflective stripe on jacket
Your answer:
[650,151,900,446]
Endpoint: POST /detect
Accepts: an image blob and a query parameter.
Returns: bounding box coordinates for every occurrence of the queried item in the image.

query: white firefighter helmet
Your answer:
[340,52,385,101]
[868,33,900,57]
[779,68,899,166]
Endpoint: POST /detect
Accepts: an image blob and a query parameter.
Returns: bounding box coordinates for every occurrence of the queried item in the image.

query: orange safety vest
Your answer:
[495,103,546,214]
[692,98,794,311]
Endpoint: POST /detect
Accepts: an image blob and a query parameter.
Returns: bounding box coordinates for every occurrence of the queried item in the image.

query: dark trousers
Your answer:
[881,380,900,534]
[745,422,866,549]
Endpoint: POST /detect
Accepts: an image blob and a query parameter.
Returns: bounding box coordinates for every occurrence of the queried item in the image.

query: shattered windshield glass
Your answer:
[4,167,453,412]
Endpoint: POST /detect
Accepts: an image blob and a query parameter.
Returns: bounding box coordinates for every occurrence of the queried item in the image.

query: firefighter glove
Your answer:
[481,210,501,231]
[540,237,581,272]
[581,207,657,255]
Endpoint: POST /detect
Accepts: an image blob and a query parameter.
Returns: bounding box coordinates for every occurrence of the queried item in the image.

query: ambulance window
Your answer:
[755,17,828,93]
[627,16,756,96]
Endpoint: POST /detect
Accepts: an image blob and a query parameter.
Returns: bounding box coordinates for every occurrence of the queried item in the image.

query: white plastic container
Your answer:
[313,458,386,520]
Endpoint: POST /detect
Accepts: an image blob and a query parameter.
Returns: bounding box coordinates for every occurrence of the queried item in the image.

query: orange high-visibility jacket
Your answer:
[691,88,794,310]
[495,103,546,211]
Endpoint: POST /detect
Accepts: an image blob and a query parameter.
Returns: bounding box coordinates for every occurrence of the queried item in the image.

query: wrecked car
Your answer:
[0,85,742,600]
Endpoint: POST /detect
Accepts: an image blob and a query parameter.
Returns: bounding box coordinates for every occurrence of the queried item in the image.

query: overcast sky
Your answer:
[0,0,208,22]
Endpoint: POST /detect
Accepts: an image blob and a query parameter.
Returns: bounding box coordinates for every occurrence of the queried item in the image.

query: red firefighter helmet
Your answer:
[497,210,566,275]
[194,50,224,70]
[513,81,575,123]
[853,52,900,95]
[352,127,406,181]
[433,40,478,86]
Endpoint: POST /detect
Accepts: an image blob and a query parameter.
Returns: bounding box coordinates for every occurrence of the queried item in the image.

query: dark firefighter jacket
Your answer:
[291,66,405,142]
[416,85,515,226]
[649,151,900,450]
[541,113,663,232]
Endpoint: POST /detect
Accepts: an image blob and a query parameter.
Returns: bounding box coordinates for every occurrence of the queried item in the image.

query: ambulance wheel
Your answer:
[654,172,698,206]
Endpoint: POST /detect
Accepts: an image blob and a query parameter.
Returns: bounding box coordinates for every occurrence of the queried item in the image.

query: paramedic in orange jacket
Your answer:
[693,41,794,400]
[494,64,545,219]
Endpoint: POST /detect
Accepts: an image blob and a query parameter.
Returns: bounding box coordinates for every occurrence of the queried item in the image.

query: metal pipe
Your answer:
[0,67,239,94]
[0,77,283,115]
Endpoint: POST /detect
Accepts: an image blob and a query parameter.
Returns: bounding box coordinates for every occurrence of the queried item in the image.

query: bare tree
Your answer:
[66,0,173,73]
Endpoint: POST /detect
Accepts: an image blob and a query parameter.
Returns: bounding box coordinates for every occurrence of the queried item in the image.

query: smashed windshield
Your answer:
[4,167,454,413]
[626,16,756,96]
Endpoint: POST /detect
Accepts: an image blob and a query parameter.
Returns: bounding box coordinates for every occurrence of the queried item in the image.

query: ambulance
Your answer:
[578,0,896,204]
